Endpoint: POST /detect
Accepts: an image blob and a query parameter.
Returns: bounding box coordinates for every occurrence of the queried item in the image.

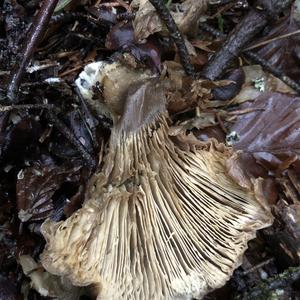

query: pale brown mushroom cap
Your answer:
[41,78,273,299]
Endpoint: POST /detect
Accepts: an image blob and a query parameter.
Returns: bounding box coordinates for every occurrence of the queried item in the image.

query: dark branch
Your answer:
[148,0,196,78]
[202,0,294,80]
[6,0,59,103]
[199,23,300,94]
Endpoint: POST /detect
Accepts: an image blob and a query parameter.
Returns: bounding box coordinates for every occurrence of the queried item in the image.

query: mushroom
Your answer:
[41,77,273,299]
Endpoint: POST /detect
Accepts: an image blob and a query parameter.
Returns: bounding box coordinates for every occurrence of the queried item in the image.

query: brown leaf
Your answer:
[133,0,163,41]
[226,92,300,205]
[105,22,135,50]
[133,0,208,41]
[212,68,245,101]
[230,65,296,106]
[254,15,300,81]
[16,163,82,222]
[230,92,300,173]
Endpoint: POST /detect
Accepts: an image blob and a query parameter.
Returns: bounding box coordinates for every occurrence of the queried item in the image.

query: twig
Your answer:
[243,51,300,94]
[244,29,300,51]
[116,12,136,21]
[199,23,300,94]
[202,0,294,80]
[75,87,99,149]
[148,0,196,78]
[242,258,274,275]
[50,12,100,28]
[208,0,238,5]
[0,103,57,112]
[6,0,59,103]
[46,111,97,170]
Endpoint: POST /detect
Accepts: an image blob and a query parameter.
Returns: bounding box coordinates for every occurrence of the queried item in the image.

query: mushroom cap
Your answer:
[41,79,273,299]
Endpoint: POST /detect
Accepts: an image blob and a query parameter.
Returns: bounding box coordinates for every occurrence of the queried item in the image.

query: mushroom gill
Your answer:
[41,79,273,299]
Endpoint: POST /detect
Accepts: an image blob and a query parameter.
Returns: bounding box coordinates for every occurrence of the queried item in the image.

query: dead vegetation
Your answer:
[1,0,300,299]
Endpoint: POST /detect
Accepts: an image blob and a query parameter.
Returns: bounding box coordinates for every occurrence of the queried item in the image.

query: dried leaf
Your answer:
[230,65,296,105]
[133,0,208,41]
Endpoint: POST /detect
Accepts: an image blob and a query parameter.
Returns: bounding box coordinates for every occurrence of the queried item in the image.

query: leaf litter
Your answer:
[1,0,300,299]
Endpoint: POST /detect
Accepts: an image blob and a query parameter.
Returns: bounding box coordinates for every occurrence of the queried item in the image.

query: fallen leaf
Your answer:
[133,0,208,41]
[230,65,296,105]
[212,68,245,101]
[16,162,82,222]
[230,92,300,173]
[253,14,300,81]
[0,276,22,300]
[226,92,300,204]
[105,21,135,50]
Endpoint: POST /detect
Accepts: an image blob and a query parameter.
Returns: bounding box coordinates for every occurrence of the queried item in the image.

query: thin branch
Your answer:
[199,23,300,94]
[201,0,294,80]
[0,103,57,112]
[243,51,300,94]
[46,111,97,170]
[148,0,196,78]
[6,0,59,103]
[244,29,300,51]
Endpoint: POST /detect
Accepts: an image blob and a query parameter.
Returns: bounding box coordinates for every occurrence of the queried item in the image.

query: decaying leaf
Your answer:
[19,255,82,299]
[226,92,300,206]
[254,13,300,81]
[41,78,272,299]
[16,163,81,222]
[0,276,21,300]
[212,68,245,101]
[229,92,300,174]
[230,65,296,105]
[133,0,209,41]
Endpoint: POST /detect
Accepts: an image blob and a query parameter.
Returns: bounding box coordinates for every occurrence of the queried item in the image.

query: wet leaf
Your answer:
[87,6,117,24]
[226,92,300,204]
[254,14,300,82]
[230,92,300,173]
[105,23,162,71]
[16,162,82,222]
[230,65,296,105]
[49,109,94,159]
[105,22,135,50]
[264,200,300,267]
[0,115,42,165]
[212,68,245,101]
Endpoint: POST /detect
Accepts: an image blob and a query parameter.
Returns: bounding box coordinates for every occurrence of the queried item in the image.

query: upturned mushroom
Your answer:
[41,75,273,299]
